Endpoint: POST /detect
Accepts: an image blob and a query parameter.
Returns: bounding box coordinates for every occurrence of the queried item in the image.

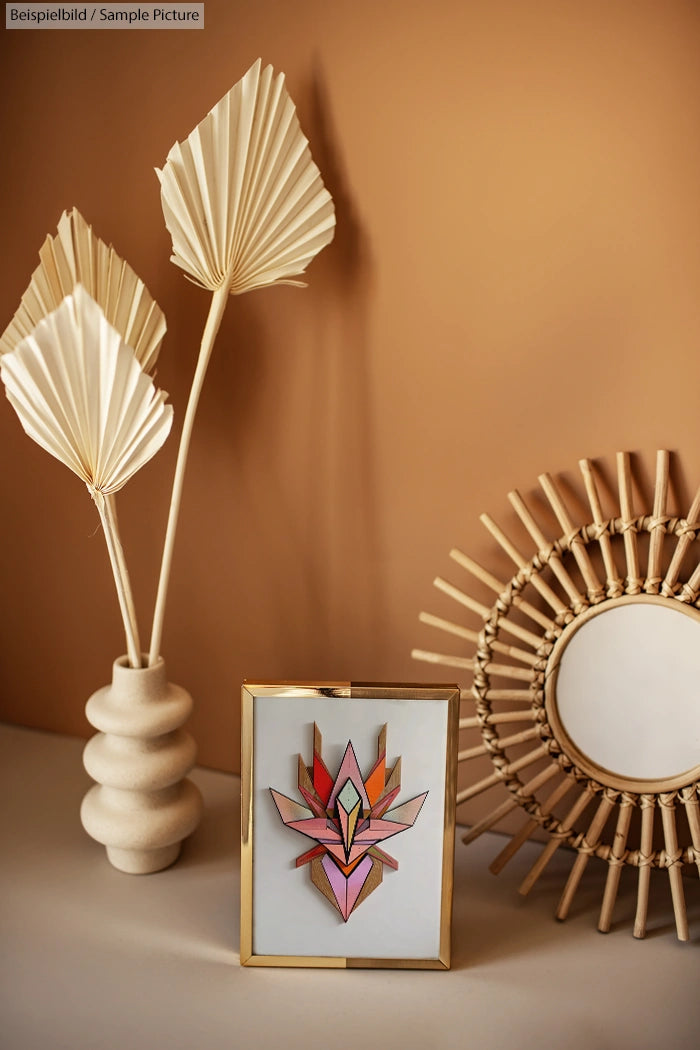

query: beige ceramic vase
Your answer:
[81,656,203,874]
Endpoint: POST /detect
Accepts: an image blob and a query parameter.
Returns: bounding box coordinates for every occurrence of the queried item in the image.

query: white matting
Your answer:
[253,693,448,959]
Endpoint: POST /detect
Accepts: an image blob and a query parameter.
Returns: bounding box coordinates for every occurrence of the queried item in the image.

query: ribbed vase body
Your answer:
[81,657,202,874]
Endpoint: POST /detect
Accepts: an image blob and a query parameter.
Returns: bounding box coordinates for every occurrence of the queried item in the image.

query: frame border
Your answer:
[240,681,459,969]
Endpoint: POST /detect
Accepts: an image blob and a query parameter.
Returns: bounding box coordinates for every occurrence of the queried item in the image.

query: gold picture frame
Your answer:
[414,450,700,940]
[241,682,459,968]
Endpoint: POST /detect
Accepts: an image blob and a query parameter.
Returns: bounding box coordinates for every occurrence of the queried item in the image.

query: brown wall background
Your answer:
[2,0,700,826]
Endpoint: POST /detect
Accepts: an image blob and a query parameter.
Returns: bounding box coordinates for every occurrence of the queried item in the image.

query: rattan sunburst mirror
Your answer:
[413,450,700,940]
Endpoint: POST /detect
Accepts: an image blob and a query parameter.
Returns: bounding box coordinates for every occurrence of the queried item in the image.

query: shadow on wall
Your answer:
[266,57,385,678]
[305,58,386,674]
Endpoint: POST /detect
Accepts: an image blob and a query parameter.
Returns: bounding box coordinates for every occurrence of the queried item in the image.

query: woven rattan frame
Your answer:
[413,450,700,940]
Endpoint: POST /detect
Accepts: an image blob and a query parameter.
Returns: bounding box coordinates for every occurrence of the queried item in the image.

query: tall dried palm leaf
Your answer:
[1,286,173,667]
[0,208,166,374]
[149,58,336,663]
[157,58,335,295]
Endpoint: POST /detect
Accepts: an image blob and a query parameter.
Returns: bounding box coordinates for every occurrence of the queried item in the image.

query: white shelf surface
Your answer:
[1,723,698,1050]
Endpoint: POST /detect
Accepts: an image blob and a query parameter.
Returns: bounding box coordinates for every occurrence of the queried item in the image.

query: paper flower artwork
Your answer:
[270,725,428,922]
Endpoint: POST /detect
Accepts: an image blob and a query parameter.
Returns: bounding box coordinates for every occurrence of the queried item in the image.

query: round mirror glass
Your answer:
[546,598,700,786]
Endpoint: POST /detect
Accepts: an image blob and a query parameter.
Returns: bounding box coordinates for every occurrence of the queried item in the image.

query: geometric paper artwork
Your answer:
[270,724,427,921]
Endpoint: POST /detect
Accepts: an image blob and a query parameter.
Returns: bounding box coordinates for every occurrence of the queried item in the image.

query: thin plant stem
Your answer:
[147,281,231,665]
[105,493,142,662]
[95,491,142,668]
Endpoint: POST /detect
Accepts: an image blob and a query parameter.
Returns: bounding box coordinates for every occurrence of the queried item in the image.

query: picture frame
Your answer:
[240,681,459,968]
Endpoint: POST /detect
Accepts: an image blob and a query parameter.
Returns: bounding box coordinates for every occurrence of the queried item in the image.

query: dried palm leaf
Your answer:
[157,58,336,295]
[0,208,166,374]
[1,286,173,667]
[1,285,172,496]
[148,59,336,664]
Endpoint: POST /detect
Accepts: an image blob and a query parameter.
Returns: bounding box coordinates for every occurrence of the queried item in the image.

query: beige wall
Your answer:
[2,1,700,825]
